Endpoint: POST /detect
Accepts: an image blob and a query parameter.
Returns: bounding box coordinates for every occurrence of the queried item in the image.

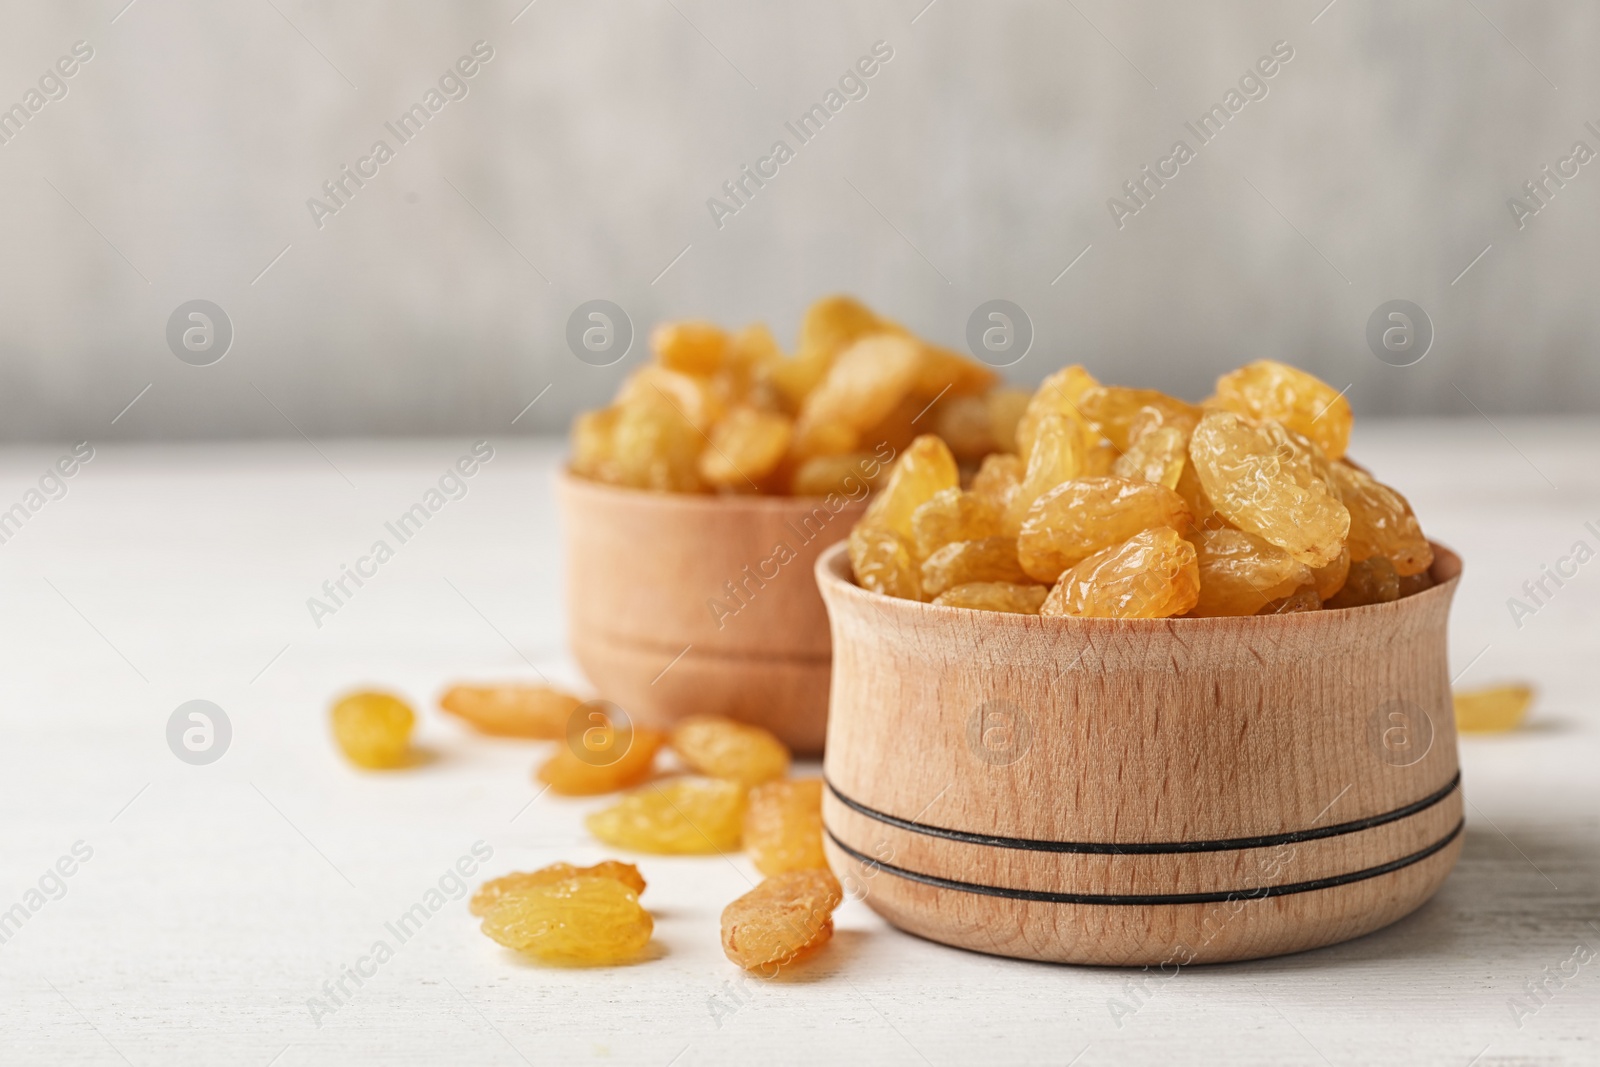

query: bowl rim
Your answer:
[814,539,1462,628]
[556,466,872,515]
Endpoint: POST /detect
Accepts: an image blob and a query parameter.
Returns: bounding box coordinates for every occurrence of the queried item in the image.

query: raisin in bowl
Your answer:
[814,539,1464,965]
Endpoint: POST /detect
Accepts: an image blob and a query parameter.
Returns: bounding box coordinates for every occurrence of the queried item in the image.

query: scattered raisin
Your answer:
[721,870,844,971]
[330,691,414,769]
[585,778,747,854]
[744,779,827,876]
[479,876,652,965]
[669,717,790,788]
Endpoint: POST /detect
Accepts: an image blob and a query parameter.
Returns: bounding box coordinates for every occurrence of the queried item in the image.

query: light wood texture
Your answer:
[557,472,868,753]
[818,540,1465,965]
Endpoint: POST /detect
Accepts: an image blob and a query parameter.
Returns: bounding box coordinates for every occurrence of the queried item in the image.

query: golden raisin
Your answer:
[985,388,1031,453]
[652,320,729,375]
[790,452,880,497]
[1324,555,1400,608]
[470,861,646,916]
[669,717,790,788]
[1040,527,1200,619]
[1189,411,1349,567]
[608,393,706,493]
[1328,462,1433,577]
[1113,424,1188,490]
[744,779,827,876]
[1007,412,1085,531]
[536,726,664,796]
[931,395,994,461]
[910,488,1003,559]
[861,434,960,536]
[1258,584,1322,614]
[847,523,922,599]
[570,407,621,483]
[1077,386,1201,452]
[1213,360,1352,460]
[586,777,747,854]
[921,538,1030,596]
[1454,684,1534,732]
[1017,476,1192,583]
[1015,365,1098,462]
[793,335,922,457]
[912,341,999,399]
[700,407,793,487]
[969,453,1023,515]
[479,876,653,965]
[1186,528,1313,617]
[330,691,414,769]
[1311,546,1351,602]
[721,870,844,971]
[933,581,1049,614]
[439,683,581,739]
[1397,570,1435,597]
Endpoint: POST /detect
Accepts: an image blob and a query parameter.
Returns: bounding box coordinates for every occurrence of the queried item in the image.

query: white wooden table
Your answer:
[0,422,1595,1066]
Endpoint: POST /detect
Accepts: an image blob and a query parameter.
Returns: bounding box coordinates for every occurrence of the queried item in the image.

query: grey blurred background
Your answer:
[0,0,1595,441]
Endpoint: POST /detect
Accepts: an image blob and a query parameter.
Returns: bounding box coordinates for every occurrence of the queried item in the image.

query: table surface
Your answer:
[0,421,1596,1067]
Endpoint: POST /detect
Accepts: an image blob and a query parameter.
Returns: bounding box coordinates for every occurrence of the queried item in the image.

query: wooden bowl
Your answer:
[557,472,869,755]
[816,541,1464,965]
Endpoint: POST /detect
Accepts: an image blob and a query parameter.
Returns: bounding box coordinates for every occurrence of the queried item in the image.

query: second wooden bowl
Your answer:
[817,541,1464,965]
[557,472,869,755]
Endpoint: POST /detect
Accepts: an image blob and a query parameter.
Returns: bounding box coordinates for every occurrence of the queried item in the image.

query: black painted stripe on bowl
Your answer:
[824,772,1460,855]
[825,819,1464,906]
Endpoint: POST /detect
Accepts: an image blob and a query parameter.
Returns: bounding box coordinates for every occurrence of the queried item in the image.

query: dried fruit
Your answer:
[861,434,960,536]
[1018,476,1192,583]
[1015,365,1098,462]
[586,777,747,854]
[1213,360,1352,460]
[934,581,1049,614]
[1189,411,1349,567]
[330,691,414,769]
[608,393,706,493]
[1113,424,1188,490]
[1078,386,1200,452]
[1397,570,1435,597]
[744,779,827,875]
[910,488,1003,559]
[847,523,922,600]
[699,407,793,488]
[1454,684,1534,732]
[1328,462,1433,577]
[1323,555,1400,608]
[669,717,790,788]
[794,335,923,457]
[1258,584,1322,614]
[791,452,882,497]
[969,453,1024,515]
[652,320,728,375]
[470,861,646,916]
[1186,527,1313,617]
[479,876,652,964]
[1040,527,1200,619]
[1311,546,1351,602]
[921,538,1031,596]
[536,727,664,796]
[1008,413,1085,530]
[439,683,581,739]
[721,870,844,971]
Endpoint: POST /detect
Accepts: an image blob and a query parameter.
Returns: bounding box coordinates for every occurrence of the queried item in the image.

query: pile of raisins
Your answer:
[849,360,1435,618]
[570,296,1024,496]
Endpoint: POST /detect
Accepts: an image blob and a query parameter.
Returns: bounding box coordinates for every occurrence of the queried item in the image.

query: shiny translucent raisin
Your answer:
[847,523,922,600]
[1017,476,1192,584]
[330,691,414,769]
[910,488,1003,559]
[585,777,747,854]
[1454,684,1534,732]
[921,538,1031,597]
[1213,360,1352,460]
[669,717,790,788]
[1040,527,1200,619]
[1328,462,1433,577]
[1186,527,1313,617]
[969,453,1024,516]
[439,683,581,739]
[1397,570,1435,597]
[1311,546,1351,602]
[933,581,1049,614]
[1007,413,1085,532]
[1189,411,1349,568]
[536,727,664,796]
[721,870,844,971]
[862,434,960,536]
[1015,365,1098,463]
[1113,424,1188,490]
[1077,386,1201,452]
[744,779,827,876]
[479,876,653,965]
[471,861,646,916]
